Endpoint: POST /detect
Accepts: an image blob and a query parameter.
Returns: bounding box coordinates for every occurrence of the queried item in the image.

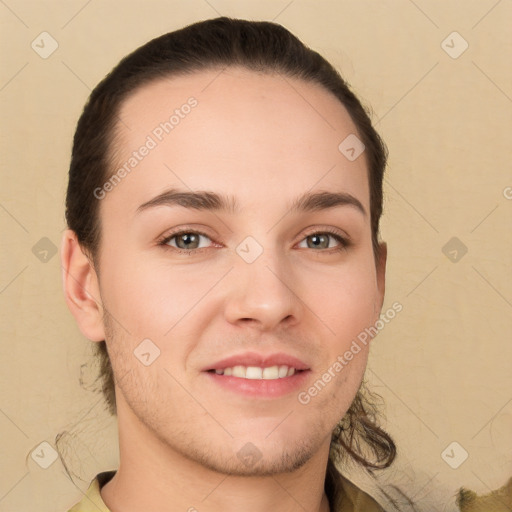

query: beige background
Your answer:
[1,1,511,510]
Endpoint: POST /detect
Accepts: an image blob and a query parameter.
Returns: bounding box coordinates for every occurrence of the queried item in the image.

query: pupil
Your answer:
[180,233,197,248]
[310,234,327,248]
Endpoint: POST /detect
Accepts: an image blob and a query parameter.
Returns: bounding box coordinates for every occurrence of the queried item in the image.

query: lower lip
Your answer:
[203,370,311,398]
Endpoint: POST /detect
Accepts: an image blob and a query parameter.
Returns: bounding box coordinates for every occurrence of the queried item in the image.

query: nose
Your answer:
[223,248,303,331]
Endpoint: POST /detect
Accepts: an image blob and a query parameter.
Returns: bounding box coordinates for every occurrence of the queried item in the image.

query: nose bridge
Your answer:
[224,236,301,329]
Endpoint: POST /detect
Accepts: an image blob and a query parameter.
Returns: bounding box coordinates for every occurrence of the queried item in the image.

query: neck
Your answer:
[101,401,332,512]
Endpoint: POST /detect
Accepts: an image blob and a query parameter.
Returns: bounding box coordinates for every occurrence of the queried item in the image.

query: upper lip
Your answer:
[203,352,310,372]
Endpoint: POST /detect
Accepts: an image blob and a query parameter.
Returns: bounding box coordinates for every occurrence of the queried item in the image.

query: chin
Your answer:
[191,442,317,477]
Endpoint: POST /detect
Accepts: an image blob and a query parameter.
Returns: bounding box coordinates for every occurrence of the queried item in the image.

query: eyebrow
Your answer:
[136,188,367,217]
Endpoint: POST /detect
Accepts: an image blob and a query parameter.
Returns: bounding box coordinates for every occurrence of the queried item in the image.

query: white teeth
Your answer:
[246,367,263,379]
[232,365,246,378]
[262,366,279,379]
[278,365,289,378]
[212,364,299,380]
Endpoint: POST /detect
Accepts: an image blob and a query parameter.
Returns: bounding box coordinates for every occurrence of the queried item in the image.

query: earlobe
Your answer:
[60,230,105,342]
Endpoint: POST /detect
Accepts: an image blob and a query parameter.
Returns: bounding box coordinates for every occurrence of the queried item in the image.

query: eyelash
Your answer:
[156,227,351,255]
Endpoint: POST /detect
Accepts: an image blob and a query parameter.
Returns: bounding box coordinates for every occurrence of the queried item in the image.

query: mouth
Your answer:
[207,364,305,379]
[202,352,311,398]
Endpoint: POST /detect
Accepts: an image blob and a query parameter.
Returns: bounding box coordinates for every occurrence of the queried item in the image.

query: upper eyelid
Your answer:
[160,227,349,248]
[159,230,214,247]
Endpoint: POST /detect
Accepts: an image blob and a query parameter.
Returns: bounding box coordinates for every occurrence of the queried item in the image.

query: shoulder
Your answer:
[66,470,116,512]
[336,474,387,511]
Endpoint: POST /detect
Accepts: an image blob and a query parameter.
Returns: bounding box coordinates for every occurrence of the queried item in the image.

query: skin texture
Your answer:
[61,68,386,512]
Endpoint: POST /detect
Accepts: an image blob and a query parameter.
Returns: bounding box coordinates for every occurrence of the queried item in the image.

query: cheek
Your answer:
[98,251,221,343]
[98,239,379,351]
[308,259,378,345]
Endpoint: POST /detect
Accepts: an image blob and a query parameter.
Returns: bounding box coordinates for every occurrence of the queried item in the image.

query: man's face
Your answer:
[94,68,385,475]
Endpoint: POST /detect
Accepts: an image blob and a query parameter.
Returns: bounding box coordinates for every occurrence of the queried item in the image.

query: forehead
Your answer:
[105,67,369,216]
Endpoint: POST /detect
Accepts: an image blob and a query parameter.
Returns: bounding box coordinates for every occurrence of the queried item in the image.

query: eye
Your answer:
[160,231,214,252]
[157,228,350,255]
[297,231,349,252]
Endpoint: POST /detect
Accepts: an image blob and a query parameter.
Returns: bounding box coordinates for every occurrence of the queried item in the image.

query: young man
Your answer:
[61,17,398,512]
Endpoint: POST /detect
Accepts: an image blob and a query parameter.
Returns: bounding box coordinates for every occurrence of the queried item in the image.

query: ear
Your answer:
[374,241,387,315]
[60,229,105,342]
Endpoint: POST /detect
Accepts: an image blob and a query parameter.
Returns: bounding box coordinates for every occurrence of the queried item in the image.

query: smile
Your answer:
[208,365,300,380]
